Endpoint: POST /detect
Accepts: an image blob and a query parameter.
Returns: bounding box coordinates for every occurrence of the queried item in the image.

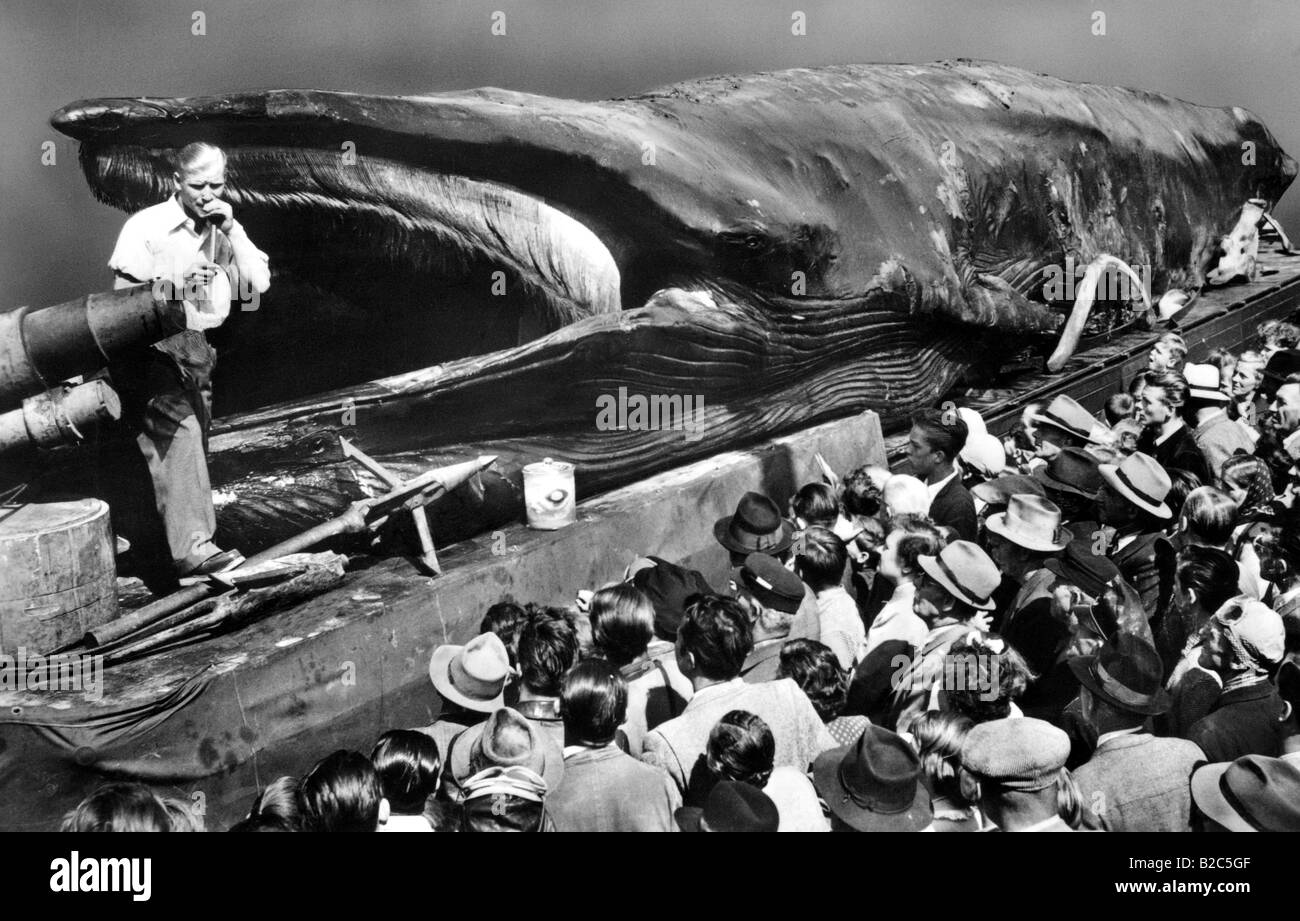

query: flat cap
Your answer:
[740,552,805,615]
[960,717,1070,791]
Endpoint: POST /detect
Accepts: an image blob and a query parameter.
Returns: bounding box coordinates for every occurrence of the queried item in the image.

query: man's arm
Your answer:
[226,221,271,294]
[641,730,686,793]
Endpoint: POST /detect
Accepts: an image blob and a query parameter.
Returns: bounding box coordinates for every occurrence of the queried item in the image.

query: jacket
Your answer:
[641,677,836,794]
[548,743,681,832]
[1138,423,1208,481]
[1193,411,1257,479]
[740,638,787,684]
[1186,681,1286,763]
[1073,732,1204,832]
[1109,531,1163,616]
[928,476,978,542]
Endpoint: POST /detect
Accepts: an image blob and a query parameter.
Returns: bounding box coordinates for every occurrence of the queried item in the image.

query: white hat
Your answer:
[960,431,1006,478]
[1185,363,1230,402]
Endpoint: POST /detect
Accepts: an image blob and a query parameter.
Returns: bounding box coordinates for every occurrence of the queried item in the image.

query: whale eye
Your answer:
[718,226,773,255]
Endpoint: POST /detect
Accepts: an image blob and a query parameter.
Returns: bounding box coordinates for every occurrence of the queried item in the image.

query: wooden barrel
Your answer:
[0,499,117,654]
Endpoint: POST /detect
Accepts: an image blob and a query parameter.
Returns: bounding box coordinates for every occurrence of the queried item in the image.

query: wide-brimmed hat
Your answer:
[1031,395,1107,444]
[1184,362,1231,403]
[1069,631,1170,716]
[631,556,716,640]
[985,494,1073,553]
[917,540,1000,611]
[675,780,780,832]
[971,474,1045,508]
[813,724,933,832]
[429,633,511,713]
[960,717,1070,791]
[449,707,564,793]
[713,491,795,556]
[1191,755,1300,832]
[1098,452,1173,519]
[1033,447,1104,498]
[1044,536,1121,600]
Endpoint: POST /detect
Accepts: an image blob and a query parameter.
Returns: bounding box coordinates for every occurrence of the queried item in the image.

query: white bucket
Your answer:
[522,457,576,530]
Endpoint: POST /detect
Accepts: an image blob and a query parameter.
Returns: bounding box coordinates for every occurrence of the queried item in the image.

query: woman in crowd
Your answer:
[776,639,869,746]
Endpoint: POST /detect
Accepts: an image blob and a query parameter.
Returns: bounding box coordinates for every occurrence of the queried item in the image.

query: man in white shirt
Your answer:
[108,142,270,580]
[794,527,864,671]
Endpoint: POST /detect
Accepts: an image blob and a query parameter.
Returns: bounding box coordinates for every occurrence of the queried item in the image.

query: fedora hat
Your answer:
[714,491,795,556]
[451,707,564,793]
[1260,348,1300,397]
[1068,631,1170,716]
[675,780,780,832]
[971,473,1045,508]
[1191,755,1300,832]
[429,632,510,713]
[1098,452,1173,519]
[1032,447,1104,498]
[1044,536,1121,600]
[985,494,1073,553]
[917,540,1000,611]
[1031,395,1107,444]
[1185,363,1231,403]
[813,724,932,832]
[631,556,716,639]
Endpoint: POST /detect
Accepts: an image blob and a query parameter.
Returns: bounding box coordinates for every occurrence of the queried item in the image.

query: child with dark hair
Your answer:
[547,660,680,832]
[371,730,441,832]
[795,526,863,671]
[61,782,172,833]
[791,482,839,530]
[516,609,580,750]
[699,710,828,831]
[298,750,388,833]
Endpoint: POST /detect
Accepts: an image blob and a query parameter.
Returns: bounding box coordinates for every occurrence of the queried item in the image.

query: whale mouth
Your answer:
[70,137,626,414]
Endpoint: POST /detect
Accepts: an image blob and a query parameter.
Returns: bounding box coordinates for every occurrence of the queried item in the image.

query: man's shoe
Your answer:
[178,549,245,581]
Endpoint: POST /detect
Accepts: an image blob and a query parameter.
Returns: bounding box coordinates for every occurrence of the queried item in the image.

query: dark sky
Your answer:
[2,0,1298,308]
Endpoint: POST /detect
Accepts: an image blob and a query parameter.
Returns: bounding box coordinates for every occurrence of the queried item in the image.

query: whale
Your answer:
[47,59,1296,551]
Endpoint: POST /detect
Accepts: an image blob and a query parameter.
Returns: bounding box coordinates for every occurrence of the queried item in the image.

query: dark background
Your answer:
[2,0,1298,310]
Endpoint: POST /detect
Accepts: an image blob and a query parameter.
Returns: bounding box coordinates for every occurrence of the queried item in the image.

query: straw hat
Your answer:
[985,494,1072,553]
[1097,452,1173,519]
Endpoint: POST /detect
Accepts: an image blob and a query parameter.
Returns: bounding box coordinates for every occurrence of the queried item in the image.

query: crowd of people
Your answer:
[61,320,1300,832]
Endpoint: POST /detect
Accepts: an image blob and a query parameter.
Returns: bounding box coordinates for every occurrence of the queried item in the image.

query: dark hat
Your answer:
[714,492,795,556]
[1191,755,1300,832]
[631,556,715,640]
[1044,536,1121,601]
[1033,447,1104,498]
[812,724,933,832]
[452,707,565,793]
[971,474,1045,508]
[1068,632,1170,716]
[1260,348,1300,396]
[675,780,779,832]
[960,717,1070,790]
[739,552,805,615]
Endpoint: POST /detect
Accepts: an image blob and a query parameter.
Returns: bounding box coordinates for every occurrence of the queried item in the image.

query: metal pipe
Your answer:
[0,285,185,409]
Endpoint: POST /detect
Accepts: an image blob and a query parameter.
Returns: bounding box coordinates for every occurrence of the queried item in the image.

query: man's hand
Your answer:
[199,198,234,233]
[183,261,221,289]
